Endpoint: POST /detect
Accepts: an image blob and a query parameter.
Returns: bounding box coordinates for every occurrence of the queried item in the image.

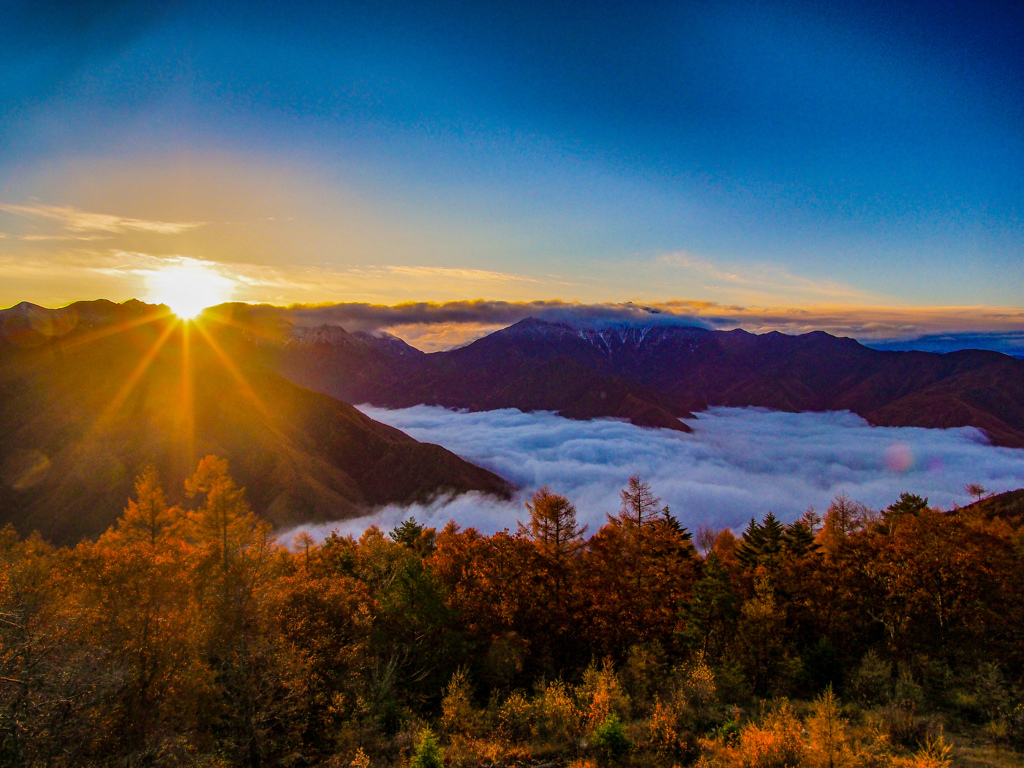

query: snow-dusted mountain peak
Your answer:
[495,315,708,357]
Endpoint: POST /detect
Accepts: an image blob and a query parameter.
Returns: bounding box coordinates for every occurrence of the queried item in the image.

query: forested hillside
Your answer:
[2,459,1022,767]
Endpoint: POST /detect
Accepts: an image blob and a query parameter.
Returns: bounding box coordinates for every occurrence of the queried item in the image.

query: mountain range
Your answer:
[4,299,1022,543]
[252,310,1024,449]
[0,301,511,543]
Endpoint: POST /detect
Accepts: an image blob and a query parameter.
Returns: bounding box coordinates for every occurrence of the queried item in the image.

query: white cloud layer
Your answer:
[286,406,1024,542]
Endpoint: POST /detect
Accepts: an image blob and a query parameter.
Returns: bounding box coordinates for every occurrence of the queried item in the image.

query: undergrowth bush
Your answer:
[443,734,528,768]
[440,669,477,737]
[495,690,532,742]
[734,701,803,768]
[578,659,631,730]
[1008,703,1024,750]
[891,732,952,768]
[410,728,444,768]
[534,680,583,745]
[805,686,852,768]
[590,714,630,765]
[851,650,891,708]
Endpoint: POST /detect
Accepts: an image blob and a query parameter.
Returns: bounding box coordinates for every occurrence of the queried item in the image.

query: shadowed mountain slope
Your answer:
[0,301,511,544]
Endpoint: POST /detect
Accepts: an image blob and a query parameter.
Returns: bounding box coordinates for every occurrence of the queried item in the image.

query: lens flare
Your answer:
[145,259,236,319]
[884,442,914,473]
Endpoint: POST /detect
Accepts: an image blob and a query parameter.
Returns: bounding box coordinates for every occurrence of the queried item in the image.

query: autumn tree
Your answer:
[616,473,667,532]
[806,686,853,768]
[185,455,262,572]
[964,483,988,503]
[293,531,317,565]
[818,493,872,555]
[184,456,283,767]
[77,469,202,758]
[863,507,1015,667]
[583,489,697,657]
[115,465,177,550]
[612,474,672,592]
[711,528,739,567]
[520,487,589,561]
[0,531,109,766]
[518,487,588,603]
[271,549,372,758]
[695,524,718,559]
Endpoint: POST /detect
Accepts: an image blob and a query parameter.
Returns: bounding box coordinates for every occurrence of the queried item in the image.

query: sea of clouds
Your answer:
[288,406,1024,542]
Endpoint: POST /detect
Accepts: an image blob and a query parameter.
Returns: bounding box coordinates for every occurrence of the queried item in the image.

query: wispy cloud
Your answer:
[0,251,127,278]
[284,405,1024,540]
[656,250,873,303]
[355,265,546,285]
[0,204,205,235]
[20,234,112,242]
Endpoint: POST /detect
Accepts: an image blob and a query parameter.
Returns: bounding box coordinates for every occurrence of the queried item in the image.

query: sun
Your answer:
[145,260,236,319]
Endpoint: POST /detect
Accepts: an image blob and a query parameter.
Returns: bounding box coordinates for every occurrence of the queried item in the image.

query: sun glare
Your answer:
[145,261,236,319]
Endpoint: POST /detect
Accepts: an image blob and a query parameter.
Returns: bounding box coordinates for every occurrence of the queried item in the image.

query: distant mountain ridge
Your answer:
[865,331,1024,358]
[273,315,696,432]
[0,300,511,543]
[256,312,1024,448]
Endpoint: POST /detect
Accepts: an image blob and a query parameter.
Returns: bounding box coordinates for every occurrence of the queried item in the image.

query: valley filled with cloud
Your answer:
[290,406,1024,540]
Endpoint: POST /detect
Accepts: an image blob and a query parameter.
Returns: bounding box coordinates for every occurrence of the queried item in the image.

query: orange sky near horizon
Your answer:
[1,157,1021,351]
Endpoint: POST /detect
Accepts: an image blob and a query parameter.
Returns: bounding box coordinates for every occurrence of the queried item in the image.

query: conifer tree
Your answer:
[782,518,817,557]
[391,517,425,548]
[115,465,176,550]
[519,487,588,556]
[613,474,668,590]
[615,473,667,531]
[518,487,587,602]
[760,512,784,569]
[736,517,764,569]
[681,553,739,659]
[882,493,928,533]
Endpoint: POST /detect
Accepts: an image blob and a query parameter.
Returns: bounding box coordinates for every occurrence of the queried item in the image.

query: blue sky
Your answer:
[1,0,1021,323]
